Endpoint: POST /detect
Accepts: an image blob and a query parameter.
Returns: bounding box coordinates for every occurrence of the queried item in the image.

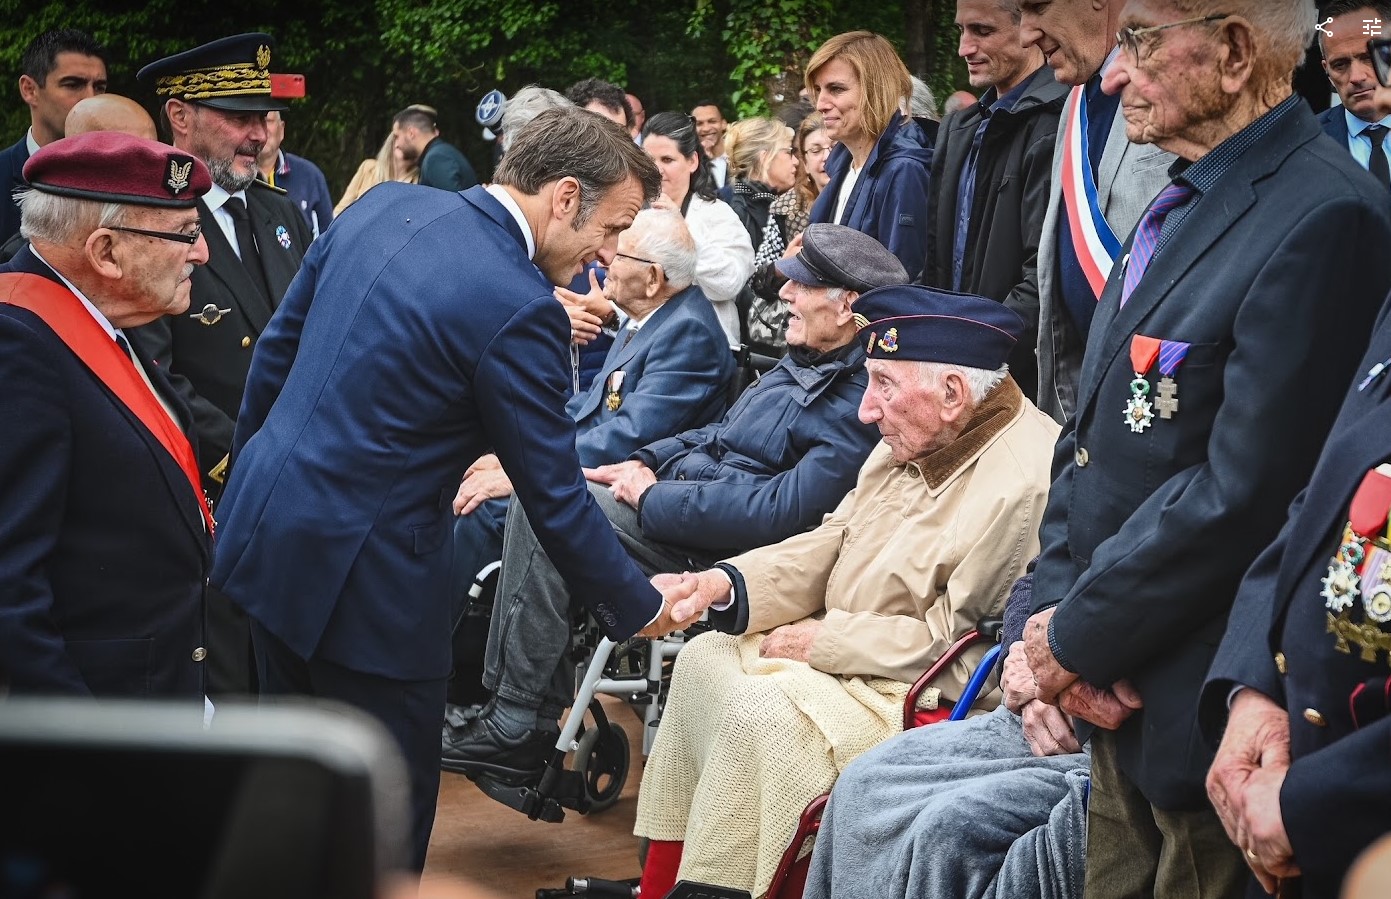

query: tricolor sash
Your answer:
[1059,85,1122,300]
[0,273,213,533]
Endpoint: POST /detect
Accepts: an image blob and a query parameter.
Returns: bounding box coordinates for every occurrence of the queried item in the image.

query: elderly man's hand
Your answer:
[585,460,658,509]
[1239,765,1300,892]
[453,468,514,515]
[561,302,603,345]
[1206,687,1293,893]
[638,569,731,637]
[1057,679,1142,730]
[1024,608,1078,704]
[467,453,501,476]
[759,619,824,663]
[1021,700,1083,758]
[1001,640,1036,713]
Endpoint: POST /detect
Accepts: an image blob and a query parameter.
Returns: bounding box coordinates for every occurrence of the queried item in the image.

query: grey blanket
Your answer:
[804,703,1089,899]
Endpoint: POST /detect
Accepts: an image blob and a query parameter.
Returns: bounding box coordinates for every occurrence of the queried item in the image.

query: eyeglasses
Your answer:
[804,144,831,156]
[1116,14,1230,64]
[1372,38,1391,87]
[614,251,659,267]
[779,147,797,156]
[110,221,203,245]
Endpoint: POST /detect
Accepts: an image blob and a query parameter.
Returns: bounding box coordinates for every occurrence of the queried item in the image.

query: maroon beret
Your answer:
[23,132,212,208]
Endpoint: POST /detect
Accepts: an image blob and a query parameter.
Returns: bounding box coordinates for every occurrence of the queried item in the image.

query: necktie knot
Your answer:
[1120,181,1195,306]
[1369,124,1388,148]
[223,196,248,221]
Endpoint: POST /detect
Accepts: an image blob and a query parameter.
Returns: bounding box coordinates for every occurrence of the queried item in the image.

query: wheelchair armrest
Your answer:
[975,616,1004,643]
[902,629,991,731]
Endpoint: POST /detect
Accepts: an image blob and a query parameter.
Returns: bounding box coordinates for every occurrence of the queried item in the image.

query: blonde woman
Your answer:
[806,31,934,280]
[334,106,434,215]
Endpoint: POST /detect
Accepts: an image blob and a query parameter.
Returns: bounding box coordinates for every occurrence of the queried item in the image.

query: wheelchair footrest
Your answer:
[472,762,593,822]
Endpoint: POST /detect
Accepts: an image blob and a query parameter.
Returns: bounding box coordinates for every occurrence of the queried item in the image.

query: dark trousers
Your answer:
[484,482,715,722]
[1085,729,1248,899]
[251,621,447,872]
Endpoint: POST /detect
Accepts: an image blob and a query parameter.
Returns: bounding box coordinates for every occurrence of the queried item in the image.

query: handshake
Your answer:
[636,569,731,638]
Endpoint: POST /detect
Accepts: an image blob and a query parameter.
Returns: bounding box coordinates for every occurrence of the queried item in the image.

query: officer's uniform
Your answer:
[131,33,312,696]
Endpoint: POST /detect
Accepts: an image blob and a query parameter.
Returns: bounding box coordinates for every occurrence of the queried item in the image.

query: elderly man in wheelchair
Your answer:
[625,285,1062,898]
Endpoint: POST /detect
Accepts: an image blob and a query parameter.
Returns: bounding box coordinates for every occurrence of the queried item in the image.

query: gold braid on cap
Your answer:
[156,51,272,100]
[853,312,870,331]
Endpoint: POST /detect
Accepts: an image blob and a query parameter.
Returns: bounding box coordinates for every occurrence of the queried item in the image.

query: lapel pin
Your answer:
[190,303,231,325]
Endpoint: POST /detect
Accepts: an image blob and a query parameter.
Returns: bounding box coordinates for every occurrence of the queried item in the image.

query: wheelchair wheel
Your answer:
[574,721,629,812]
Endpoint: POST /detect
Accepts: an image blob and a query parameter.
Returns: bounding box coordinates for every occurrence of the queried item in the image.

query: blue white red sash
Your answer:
[1059,85,1122,300]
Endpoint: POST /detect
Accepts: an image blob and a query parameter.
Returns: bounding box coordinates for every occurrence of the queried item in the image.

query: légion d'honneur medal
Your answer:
[605,370,625,412]
[1324,463,1391,665]
[1124,335,1161,433]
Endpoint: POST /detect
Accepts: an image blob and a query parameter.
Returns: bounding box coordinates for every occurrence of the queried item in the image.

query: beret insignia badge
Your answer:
[256,44,271,69]
[876,327,899,354]
[166,156,194,196]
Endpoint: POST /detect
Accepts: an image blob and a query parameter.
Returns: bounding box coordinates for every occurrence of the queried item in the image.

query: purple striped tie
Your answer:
[1121,182,1194,306]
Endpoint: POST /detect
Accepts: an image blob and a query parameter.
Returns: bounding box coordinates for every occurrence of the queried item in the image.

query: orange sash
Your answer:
[0,273,213,533]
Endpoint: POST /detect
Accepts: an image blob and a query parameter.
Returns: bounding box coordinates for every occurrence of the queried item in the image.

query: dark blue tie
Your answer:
[1367,124,1390,189]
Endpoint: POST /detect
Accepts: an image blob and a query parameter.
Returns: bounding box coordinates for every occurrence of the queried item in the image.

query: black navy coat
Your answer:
[1031,102,1391,809]
[0,249,210,697]
[1203,299,1391,898]
[130,181,311,489]
[0,136,29,247]
[210,184,663,681]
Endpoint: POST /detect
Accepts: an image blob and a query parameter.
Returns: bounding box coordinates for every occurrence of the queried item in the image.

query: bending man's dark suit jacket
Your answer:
[1202,301,1391,898]
[131,180,311,489]
[566,283,735,465]
[0,249,210,697]
[211,183,663,681]
[0,135,30,246]
[1030,100,1391,809]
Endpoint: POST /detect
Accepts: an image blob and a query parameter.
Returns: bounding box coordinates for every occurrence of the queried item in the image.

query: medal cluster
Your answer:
[1323,514,1391,666]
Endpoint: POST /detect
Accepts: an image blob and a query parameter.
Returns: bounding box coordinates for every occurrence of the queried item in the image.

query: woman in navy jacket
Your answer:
[806,31,935,282]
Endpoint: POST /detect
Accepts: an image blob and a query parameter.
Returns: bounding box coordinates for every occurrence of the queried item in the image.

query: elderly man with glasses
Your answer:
[0,132,215,700]
[1017,1,1391,896]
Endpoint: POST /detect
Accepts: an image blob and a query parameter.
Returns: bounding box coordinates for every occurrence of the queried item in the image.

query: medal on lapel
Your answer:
[1154,340,1189,419]
[1124,335,1161,433]
[1324,464,1391,664]
[276,224,292,250]
[190,303,231,325]
[605,370,625,412]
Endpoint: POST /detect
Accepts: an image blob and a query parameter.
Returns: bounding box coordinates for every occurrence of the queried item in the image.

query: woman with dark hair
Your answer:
[641,111,753,347]
[805,30,935,280]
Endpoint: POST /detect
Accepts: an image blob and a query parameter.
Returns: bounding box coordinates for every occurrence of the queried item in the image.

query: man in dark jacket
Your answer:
[922,0,1065,400]
[393,105,479,192]
[440,224,902,785]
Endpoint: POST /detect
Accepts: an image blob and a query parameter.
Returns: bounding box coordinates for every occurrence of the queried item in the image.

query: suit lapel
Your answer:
[246,189,304,303]
[1075,114,1311,416]
[198,199,276,333]
[1095,100,1131,210]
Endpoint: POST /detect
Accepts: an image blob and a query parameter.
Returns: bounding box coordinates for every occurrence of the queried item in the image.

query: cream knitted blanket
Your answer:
[633,631,907,897]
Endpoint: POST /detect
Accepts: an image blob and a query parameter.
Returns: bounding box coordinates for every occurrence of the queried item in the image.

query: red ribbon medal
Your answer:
[1124,335,1162,433]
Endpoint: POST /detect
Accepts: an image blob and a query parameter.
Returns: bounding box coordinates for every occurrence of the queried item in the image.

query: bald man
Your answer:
[0,95,160,263]
[64,93,156,140]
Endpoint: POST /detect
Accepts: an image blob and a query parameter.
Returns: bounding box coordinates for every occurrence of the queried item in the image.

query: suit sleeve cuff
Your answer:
[1047,616,1079,674]
[707,563,749,634]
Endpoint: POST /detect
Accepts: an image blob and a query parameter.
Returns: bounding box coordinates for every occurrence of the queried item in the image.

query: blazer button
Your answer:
[676,474,685,480]
[241,336,252,348]
[1075,447,1090,468]
[1274,652,1287,675]
[191,646,207,662]
[1302,707,1326,727]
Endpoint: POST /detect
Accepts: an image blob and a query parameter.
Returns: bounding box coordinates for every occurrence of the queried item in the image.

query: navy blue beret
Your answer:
[854,284,1024,370]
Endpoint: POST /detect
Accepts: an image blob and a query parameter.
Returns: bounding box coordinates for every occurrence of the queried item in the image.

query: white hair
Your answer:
[1170,0,1317,81]
[16,188,127,244]
[916,360,1009,405]
[500,86,573,149]
[908,76,940,120]
[627,208,698,290]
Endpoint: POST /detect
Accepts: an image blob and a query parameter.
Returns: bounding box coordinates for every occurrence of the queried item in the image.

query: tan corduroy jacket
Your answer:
[724,378,1061,699]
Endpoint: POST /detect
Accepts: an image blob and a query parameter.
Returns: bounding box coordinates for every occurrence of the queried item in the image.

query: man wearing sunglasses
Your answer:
[1316,2,1391,191]
[0,132,214,700]
[1023,1,1391,896]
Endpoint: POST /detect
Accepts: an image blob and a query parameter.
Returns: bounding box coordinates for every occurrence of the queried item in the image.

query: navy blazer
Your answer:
[0,249,210,697]
[566,284,734,466]
[0,136,30,246]
[1031,103,1391,809]
[1202,300,1391,898]
[1319,104,1350,150]
[210,183,663,680]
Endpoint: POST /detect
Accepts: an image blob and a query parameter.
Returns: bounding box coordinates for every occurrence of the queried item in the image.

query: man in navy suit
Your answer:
[1021,1,1391,895]
[210,107,697,870]
[1317,2,1391,190]
[0,132,213,699]
[1,29,108,246]
[449,207,734,592]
